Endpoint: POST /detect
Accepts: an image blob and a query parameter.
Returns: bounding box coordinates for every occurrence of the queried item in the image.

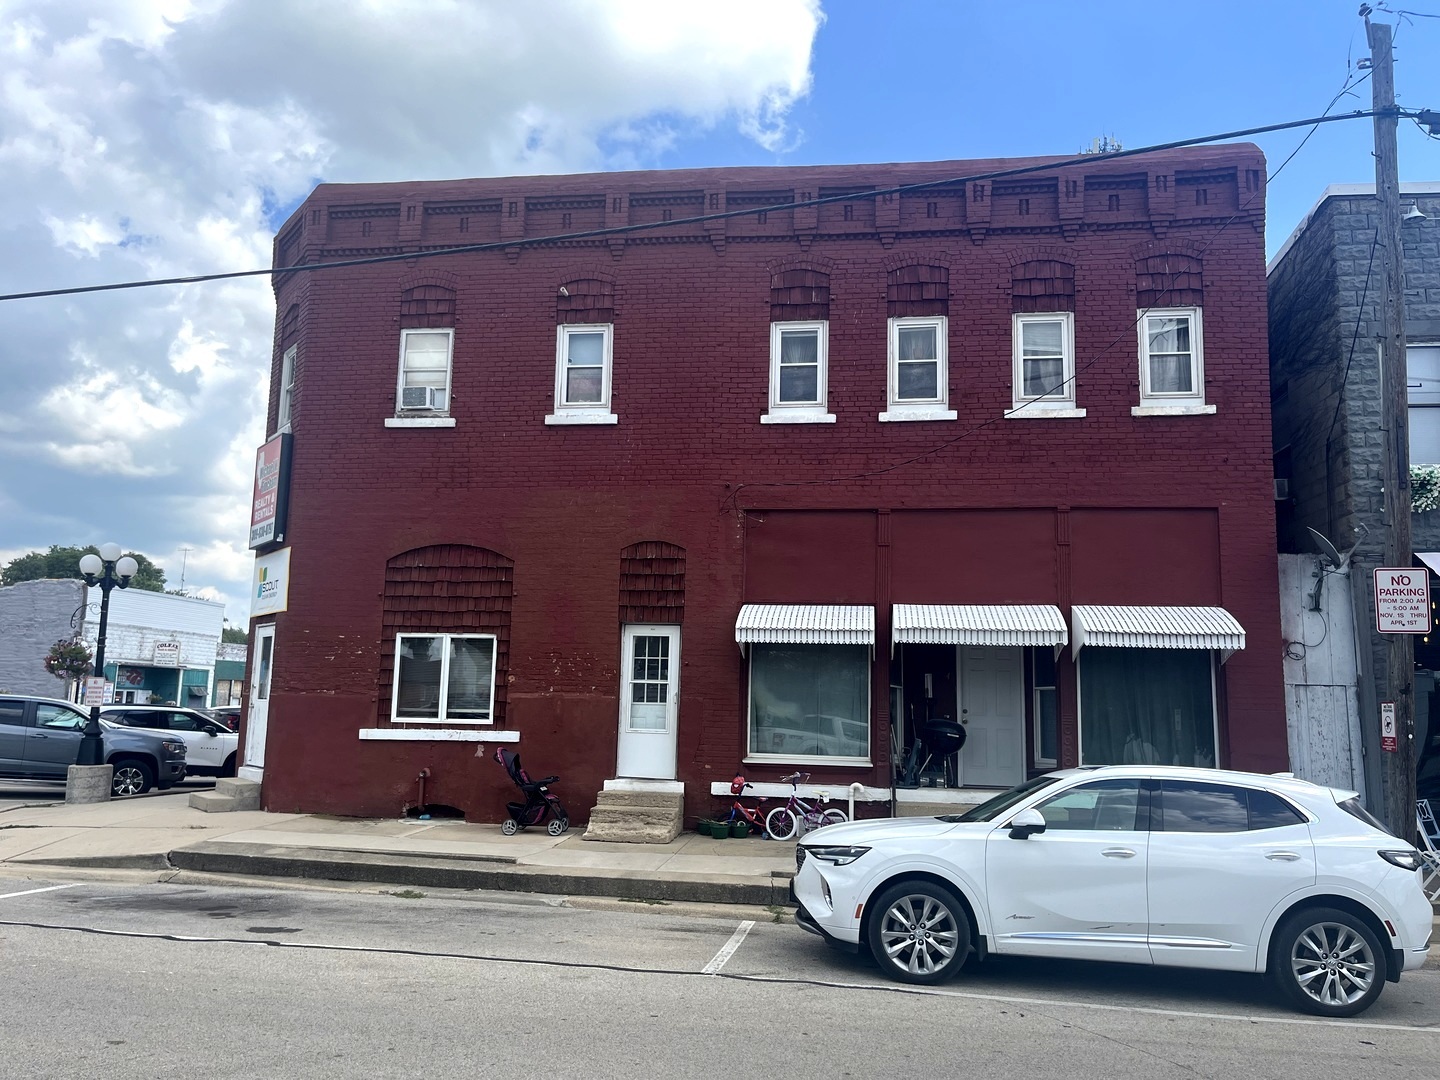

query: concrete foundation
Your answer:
[65,764,113,804]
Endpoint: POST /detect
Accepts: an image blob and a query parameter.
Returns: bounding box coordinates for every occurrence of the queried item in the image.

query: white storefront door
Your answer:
[958,645,1025,787]
[616,625,680,780]
[241,624,275,775]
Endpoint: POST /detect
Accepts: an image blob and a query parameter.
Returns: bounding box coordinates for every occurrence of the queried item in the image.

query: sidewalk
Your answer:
[0,794,796,905]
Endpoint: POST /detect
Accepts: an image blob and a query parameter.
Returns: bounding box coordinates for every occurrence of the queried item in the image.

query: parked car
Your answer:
[790,765,1433,1017]
[0,694,187,796]
[203,706,241,732]
[100,705,239,777]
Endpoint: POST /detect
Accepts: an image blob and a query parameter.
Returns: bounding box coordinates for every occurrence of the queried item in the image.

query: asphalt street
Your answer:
[0,874,1436,1079]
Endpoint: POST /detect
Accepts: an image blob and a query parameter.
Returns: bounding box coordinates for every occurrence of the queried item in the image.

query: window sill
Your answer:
[545,411,618,426]
[1004,406,1086,419]
[761,410,836,425]
[743,754,873,767]
[360,728,518,742]
[879,407,957,423]
[385,416,456,428]
[1131,404,1216,417]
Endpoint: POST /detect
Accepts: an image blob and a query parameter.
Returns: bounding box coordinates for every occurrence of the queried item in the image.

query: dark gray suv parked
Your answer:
[0,694,187,795]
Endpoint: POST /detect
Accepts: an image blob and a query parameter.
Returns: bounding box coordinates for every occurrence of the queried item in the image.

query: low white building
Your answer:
[81,586,226,708]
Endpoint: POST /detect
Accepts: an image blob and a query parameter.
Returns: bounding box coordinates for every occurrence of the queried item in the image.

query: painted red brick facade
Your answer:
[246,147,1282,825]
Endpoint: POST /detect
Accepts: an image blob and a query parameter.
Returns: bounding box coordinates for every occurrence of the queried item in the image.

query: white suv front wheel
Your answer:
[866,880,970,985]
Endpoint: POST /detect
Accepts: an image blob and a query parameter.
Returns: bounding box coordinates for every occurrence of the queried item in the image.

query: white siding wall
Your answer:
[81,587,225,669]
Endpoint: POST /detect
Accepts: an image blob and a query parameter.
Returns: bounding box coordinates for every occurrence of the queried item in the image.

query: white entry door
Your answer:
[958,646,1024,787]
[243,624,275,771]
[616,625,680,780]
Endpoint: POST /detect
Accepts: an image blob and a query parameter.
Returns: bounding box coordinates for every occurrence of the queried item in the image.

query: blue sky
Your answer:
[0,0,1436,622]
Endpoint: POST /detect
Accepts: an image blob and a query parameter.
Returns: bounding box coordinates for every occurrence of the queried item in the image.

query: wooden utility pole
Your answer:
[1366,13,1416,837]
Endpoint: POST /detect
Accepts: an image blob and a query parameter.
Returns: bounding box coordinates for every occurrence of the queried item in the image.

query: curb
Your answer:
[16,852,174,871]
[165,842,796,906]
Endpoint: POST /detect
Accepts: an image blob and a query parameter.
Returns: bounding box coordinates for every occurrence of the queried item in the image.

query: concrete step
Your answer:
[591,789,685,809]
[582,798,683,844]
[191,777,261,812]
[215,777,261,799]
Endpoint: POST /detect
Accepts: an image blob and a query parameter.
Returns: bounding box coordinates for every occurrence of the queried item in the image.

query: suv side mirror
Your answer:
[1007,808,1047,839]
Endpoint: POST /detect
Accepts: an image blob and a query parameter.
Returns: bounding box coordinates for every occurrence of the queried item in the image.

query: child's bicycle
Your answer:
[764,771,848,840]
[719,774,769,836]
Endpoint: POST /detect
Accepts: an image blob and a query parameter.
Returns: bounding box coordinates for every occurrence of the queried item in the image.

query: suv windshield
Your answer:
[939,775,1061,823]
[1337,796,1395,837]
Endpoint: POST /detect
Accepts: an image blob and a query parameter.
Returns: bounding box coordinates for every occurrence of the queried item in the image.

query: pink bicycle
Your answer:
[764,771,848,840]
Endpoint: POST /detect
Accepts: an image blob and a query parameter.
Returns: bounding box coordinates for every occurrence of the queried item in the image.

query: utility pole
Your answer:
[1366,10,1416,837]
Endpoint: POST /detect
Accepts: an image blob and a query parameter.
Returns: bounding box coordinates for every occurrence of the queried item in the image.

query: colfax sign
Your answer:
[249,432,293,550]
[1373,568,1431,633]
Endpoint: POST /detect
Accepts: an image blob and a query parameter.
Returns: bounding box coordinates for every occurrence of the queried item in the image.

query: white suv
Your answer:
[791,765,1432,1017]
[100,706,240,778]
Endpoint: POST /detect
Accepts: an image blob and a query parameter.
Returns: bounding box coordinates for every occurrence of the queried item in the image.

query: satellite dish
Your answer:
[1307,527,1345,569]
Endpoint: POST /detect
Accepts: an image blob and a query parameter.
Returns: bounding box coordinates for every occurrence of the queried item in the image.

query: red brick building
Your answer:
[240,146,1282,828]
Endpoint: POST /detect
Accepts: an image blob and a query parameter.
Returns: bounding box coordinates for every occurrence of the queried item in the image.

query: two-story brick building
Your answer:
[240,146,1282,831]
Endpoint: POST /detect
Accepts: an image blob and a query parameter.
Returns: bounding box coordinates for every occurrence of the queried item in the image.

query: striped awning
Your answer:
[1071,605,1246,662]
[892,605,1068,648]
[735,604,875,649]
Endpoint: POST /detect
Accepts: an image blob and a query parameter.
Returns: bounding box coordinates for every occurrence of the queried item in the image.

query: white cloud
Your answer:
[0,0,822,622]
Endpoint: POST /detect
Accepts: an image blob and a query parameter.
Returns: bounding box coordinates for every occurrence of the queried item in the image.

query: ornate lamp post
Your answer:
[77,543,138,766]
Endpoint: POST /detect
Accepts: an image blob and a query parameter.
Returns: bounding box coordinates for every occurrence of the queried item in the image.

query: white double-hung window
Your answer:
[1008,313,1081,417]
[277,345,297,432]
[391,633,497,724]
[1135,308,1212,414]
[395,328,453,414]
[764,321,833,423]
[881,316,955,421]
[547,323,617,424]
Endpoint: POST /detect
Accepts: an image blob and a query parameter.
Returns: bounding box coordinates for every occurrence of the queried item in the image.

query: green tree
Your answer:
[1,545,166,591]
[222,624,249,644]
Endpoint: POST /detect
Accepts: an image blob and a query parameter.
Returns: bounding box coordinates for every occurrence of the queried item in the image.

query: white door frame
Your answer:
[240,623,275,780]
[616,624,680,780]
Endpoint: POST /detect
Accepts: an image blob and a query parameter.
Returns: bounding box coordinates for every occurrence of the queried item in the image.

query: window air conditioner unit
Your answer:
[400,385,442,411]
[1274,478,1291,501]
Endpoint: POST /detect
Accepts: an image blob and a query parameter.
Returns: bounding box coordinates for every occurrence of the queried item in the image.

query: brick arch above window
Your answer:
[1134,252,1204,309]
[280,303,301,345]
[556,269,616,324]
[377,544,514,727]
[1011,258,1076,313]
[619,541,685,625]
[400,283,457,329]
[767,259,832,322]
[885,259,950,318]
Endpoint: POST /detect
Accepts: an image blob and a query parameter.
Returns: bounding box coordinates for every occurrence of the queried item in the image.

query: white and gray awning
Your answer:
[735,604,875,652]
[1071,605,1246,662]
[892,604,1068,650]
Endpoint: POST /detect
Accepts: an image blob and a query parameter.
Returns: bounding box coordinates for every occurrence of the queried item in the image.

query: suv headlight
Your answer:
[161,740,185,755]
[804,845,870,866]
[1378,849,1423,871]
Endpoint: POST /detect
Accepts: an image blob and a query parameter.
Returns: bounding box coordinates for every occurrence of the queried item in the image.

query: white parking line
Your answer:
[701,920,755,975]
[0,883,81,901]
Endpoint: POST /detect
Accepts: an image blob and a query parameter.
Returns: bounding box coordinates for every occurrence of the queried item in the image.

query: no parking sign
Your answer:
[1373,569,1430,633]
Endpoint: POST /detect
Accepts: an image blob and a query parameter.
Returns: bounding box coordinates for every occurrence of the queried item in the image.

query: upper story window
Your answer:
[395,328,454,414]
[1407,343,1440,464]
[764,263,833,424]
[881,316,955,422]
[1136,308,1210,412]
[765,321,833,423]
[1011,313,1076,411]
[277,344,297,432]
[547,323,617,425]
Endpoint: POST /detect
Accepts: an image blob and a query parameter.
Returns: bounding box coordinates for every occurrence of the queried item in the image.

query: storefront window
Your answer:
[1079,648,1215,767]
[1032,648,1058,766]
[748,644,869,759]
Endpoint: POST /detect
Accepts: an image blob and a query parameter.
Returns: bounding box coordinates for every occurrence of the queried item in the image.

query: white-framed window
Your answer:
[1009,313,1082,416]
[277,345,296,432]
[881,316,956,422]
[746,643,870,764]
[1407,343,1440,464]
[1031,648,1058,768]
[763,320,834,424]
[391,633,497,725]
[395,328,454,414]
[1135,307,1211,413]
[546,323,617,425]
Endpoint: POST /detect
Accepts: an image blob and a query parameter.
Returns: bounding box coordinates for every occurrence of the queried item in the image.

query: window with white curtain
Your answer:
[396,328,453,413]
[547,323,617,425]
[1137,308,1207,409]
[880,316,956,421]
[747,643,869,761]
[391,633,496,724]
[764,321,834,423]
[1078,647,1216,768]
[1011,313,1076,411]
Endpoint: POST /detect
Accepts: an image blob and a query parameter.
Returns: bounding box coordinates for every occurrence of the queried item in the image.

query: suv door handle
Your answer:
[32,733,49,739]
[1266,851,1302,862]
[1101,848,1137,858]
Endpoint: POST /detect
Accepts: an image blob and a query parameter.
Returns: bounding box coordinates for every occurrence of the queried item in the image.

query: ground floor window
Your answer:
[213,680,242,706]
[391,633,497,724]
[1079,647,1215,767]
[748,643,869,760]
[1032,648,1058,767]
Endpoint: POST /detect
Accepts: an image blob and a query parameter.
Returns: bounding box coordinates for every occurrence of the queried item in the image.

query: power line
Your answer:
[0,108,1426,305]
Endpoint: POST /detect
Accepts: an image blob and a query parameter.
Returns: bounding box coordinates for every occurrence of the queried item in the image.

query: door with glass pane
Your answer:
[243,624,274,770]
[616,625,680,779]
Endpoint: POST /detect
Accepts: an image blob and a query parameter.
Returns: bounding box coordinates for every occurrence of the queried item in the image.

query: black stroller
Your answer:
[493,747,570,835]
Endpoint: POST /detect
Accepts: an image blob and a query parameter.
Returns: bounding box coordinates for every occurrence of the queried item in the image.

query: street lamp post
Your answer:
[77,543,138,766]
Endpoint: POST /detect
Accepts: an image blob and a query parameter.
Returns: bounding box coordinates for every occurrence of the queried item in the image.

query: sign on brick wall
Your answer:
[1374,568,1431,633]
[249,432,293,549]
